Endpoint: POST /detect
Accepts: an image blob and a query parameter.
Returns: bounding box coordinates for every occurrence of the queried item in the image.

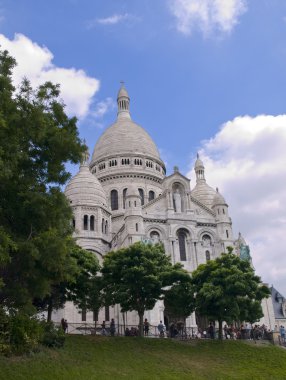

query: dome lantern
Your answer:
[194,153,205,182]
[117,81,131,120]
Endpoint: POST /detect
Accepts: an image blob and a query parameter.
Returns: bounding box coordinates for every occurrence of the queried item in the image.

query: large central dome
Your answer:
[91,118,161,162]
[90,85,165,180]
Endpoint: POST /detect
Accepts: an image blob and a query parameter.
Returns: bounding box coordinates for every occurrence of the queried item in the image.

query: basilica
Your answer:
[57,84,275,330]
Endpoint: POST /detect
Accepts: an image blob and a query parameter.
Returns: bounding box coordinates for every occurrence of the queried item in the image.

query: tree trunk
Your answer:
[218,319,223,340]
[47,299,53,322]
[138,311,144,337]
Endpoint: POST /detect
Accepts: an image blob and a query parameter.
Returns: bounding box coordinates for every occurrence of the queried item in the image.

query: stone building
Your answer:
[56,84,273,329]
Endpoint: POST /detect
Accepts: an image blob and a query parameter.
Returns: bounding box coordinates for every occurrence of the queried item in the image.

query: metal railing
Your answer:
[56,322,273,343]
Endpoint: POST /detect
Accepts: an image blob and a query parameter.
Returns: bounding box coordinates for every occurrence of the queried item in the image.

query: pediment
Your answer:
[143,191,167,215]
[191,196,216,218]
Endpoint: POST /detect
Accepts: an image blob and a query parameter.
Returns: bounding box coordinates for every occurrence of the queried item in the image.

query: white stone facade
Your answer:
[61,85,273,330]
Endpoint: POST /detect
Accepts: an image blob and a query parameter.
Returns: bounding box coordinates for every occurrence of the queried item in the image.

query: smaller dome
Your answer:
[212,188,226,206]
[117,85,129,99]
[191,182,217,208]
[127,183,140,196]
[194,154,204,169]
[65,164,107,207]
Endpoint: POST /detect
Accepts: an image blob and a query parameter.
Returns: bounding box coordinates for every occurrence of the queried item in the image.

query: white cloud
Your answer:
[92,97,116,118]
[187,114,286,295]
[0,33,100,118]
[169,0,247,36]
[86,13,137,29]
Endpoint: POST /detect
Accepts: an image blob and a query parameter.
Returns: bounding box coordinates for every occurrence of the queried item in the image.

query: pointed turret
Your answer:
[191,154,217,208]
[117,82,131,120]
[124,183,144,244]
[194,153,205,182]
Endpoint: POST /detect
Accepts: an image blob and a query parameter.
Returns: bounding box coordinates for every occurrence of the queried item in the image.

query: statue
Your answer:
[240,244,251,262]
[202,235,211,247]
[173,189,182,213]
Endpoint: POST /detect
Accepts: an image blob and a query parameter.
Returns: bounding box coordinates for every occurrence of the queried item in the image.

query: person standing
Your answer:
[208,323,215,339]
[110,318,116,336]
[144,318,150,336]
[101,321,106,336]
[157,321,165,337]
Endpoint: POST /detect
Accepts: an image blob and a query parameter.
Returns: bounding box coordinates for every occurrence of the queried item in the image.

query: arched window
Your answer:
[206,250,210,261]
[102,218,104,233]
[110,189,118,210]
[202,234,211,247]
[138,188,144,205]
[83,215,88,230]
[105,220,108,234]
[90,215,95,231]
[177,229,188,261]
[150,231,160,243]
[148,190,155,202]
[123,188,127,209]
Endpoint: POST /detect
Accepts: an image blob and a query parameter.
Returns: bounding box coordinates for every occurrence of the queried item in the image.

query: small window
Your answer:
[90,215,95,231]
[72,218,76,229]
[226,230,229,238]
[178,229,187,261]
[82,308,86,322]
[138,189,144,205]
[123,188,127,209]
[223,209,225,214]
[206,250,210,261]
[105,306,110,321]
[136,223,138,232]
[110,189,119,210]
[99,162,106,170]
[93,310,98,322]
[83,215,88,230]
[148,191,155,202]
[105,220,108,234]
[102,218,104,233]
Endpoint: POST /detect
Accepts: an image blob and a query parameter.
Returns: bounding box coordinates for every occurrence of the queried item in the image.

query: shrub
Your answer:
[9,314,43,354]
[0,309,65,356]
[40,322,65,348]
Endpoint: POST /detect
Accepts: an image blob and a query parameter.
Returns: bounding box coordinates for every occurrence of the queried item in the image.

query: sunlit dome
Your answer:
[65,163,107,207]
[90,84,164,173]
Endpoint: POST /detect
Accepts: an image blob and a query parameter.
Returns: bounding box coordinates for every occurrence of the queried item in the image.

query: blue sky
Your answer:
[1,0,286,298]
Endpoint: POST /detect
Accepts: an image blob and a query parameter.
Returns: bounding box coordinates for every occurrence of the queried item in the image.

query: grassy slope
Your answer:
[0,336,286,380]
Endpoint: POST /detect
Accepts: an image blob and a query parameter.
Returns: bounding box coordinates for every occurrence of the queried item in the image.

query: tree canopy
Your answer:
[0,49,86,313]
[101,242,189,335]
[191,249,270,339]
[164,278,195,322]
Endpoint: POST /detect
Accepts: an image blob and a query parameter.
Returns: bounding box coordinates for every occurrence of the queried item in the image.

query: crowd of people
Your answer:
[60,317,279,342]
[195,323,273,340]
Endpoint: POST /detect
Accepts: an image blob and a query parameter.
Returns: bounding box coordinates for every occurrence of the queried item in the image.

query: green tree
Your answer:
[67,247,102,324]
[164,278,195,322]
[0,49,85,313]
[33,246,101,322]
[101,242,188,336]
[191,249,270,340]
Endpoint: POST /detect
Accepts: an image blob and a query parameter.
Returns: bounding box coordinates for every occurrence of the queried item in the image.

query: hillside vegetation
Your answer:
[1,336,286,380]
